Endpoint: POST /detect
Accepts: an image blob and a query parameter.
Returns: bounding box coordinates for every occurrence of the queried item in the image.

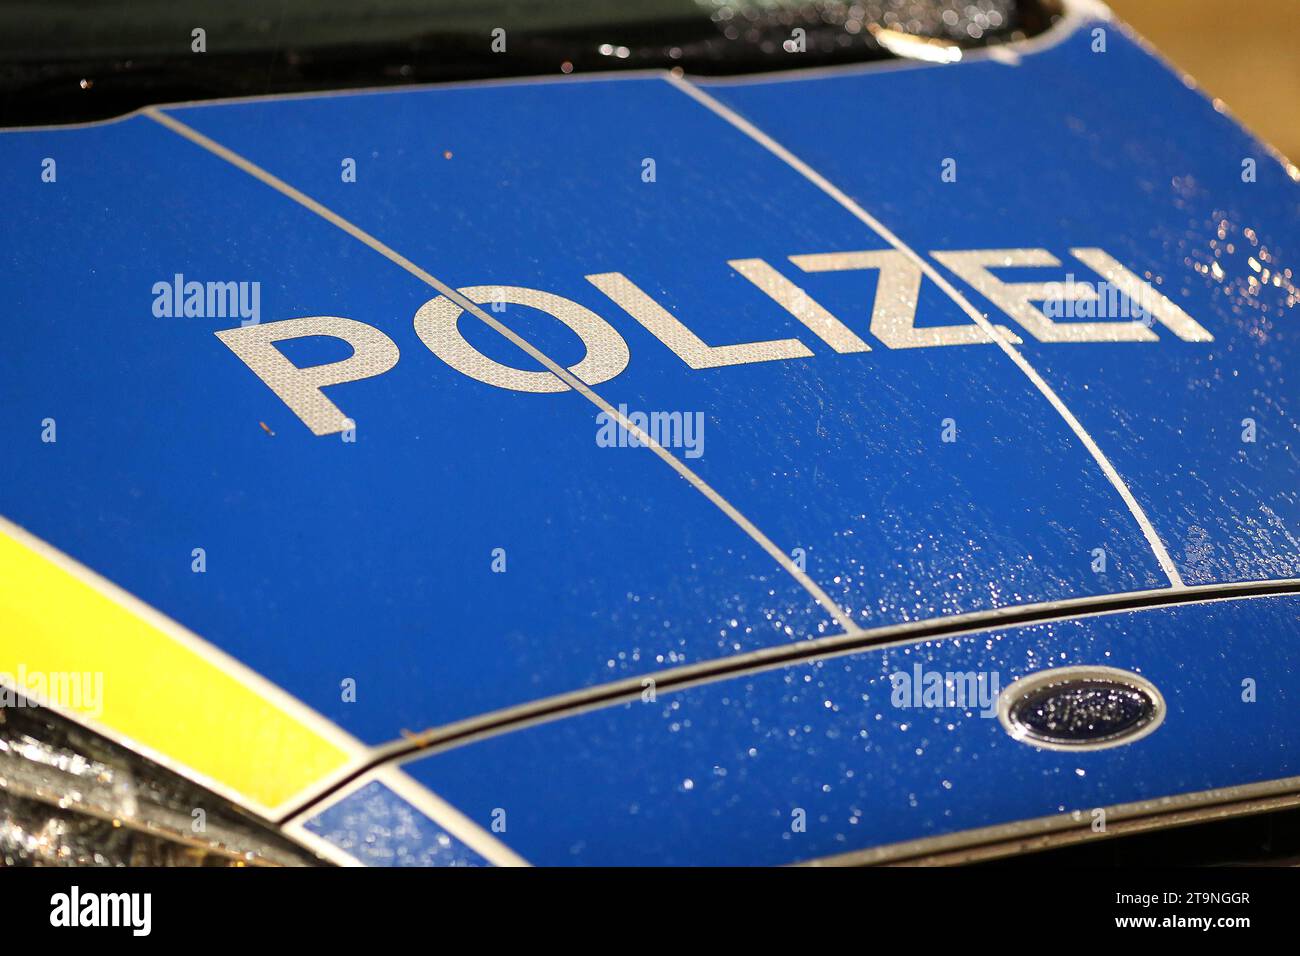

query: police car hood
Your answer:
[5,5,1300,864]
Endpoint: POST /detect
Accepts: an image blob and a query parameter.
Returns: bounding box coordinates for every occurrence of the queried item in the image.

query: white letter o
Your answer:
[413,285,629,392]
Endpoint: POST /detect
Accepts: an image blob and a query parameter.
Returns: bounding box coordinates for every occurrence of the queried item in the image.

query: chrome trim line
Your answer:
[287,578,1300,821]
[802,774,1300,866]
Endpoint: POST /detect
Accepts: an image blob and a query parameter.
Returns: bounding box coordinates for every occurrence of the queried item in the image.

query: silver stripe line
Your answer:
[142,105,857,632]
[664,71,1185,589]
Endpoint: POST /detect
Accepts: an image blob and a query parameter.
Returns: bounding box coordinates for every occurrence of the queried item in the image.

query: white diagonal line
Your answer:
[143,106,858,630]
[665,72,1184,588]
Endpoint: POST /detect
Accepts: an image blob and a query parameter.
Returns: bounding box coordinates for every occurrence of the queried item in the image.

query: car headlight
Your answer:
[0,692,323,866]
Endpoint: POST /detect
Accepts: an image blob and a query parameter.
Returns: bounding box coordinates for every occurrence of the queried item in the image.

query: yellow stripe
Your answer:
[0,525,354,812]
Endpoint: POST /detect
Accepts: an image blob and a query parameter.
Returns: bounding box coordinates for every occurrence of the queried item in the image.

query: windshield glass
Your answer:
[0,0,1060,125]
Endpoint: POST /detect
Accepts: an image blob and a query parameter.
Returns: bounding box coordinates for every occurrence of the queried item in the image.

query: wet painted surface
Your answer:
[0,116,836,744]
[161,75,1172,625]
[709,22,1300,585]
[402,594,1300,866]
[303,779,491,866]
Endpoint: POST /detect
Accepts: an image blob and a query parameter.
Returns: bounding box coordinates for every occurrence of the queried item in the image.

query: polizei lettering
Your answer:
[213,246,1214,435]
